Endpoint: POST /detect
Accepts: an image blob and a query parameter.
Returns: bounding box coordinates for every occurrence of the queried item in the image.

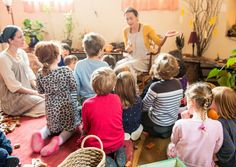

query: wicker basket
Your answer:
[58,135,106,167]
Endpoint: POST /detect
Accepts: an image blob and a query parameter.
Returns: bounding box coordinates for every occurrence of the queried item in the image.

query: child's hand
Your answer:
[167,143,177,158]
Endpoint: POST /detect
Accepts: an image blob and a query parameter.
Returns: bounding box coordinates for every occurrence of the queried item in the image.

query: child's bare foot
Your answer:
[31,132,45,153]
[40,136,60,157]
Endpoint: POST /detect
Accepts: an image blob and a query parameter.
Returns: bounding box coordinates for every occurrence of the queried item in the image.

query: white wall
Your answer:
[0,0,235,59]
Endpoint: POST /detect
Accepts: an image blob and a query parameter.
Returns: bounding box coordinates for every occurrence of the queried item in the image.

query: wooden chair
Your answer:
[137,47,161,91]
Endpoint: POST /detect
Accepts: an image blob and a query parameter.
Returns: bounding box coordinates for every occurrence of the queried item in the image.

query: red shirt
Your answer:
[82,93,124,153]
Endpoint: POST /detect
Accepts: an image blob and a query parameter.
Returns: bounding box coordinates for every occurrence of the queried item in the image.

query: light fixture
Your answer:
[188,31,198,56]
[3,0,15,24]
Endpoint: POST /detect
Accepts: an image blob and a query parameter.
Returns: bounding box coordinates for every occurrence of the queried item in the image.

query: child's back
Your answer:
[74,32,108,99]
[172,118,222,167]
[37,67,80,133]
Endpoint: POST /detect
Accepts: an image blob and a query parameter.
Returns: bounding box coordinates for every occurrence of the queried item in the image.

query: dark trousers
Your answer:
[0,148,8,167]
[105,146,126,167]
[141,112,174,138]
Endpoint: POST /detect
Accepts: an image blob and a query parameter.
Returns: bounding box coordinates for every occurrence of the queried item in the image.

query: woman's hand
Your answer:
[125,45,133,54]
[165,31,179,37]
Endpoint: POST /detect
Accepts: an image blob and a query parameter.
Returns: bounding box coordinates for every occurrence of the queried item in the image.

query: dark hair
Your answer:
[61,43,71,54]
[124,7,139,17]
[102,55,116,69]
[168,50,186,78]
[64,55,78,66]
[35,41,60,76]
[0,25,20,43]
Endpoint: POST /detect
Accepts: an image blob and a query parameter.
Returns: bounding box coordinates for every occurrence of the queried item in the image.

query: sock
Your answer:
[124,133,131,141]
[131,124,143,141]
[31,132,45,153]
[40,126,51,139]
[59,131,73,145]
[40,136,60,157]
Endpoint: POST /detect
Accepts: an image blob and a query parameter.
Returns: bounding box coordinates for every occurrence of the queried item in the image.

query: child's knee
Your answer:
[0,148,9,158]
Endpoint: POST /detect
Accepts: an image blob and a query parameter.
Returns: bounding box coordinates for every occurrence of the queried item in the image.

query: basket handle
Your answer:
[81,135,103,150]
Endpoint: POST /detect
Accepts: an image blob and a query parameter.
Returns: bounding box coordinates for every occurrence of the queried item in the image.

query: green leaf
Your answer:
[232,49,236,56]
[207,68,220,79]
[217,76,229,86]
[226,57,236,67]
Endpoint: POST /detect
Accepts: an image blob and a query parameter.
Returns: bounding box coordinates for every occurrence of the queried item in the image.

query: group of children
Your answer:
[1,31,236,167]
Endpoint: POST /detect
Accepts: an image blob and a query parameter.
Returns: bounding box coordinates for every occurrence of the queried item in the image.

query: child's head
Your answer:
[185,82,213,114]
[115,71,136,108]
[102,54,116,69]
[64,55,78,70]
[212,86,236,119]
[61,43,71,58]
[114,64,131,75]
[152,53,179,80]
[82,32,105,58]
[35,41,61,76]
[91,67,116,96]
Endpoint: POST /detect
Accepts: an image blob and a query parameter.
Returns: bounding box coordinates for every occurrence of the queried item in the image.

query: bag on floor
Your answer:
[58,135,106,167]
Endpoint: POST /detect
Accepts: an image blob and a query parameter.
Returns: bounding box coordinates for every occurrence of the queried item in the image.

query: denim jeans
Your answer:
[105,146,126,167]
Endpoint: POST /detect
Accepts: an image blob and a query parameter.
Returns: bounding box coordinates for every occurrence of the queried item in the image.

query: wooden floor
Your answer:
[132,133,170,166]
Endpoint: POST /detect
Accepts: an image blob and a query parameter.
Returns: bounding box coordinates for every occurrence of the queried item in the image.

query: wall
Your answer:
[0,0,235,59]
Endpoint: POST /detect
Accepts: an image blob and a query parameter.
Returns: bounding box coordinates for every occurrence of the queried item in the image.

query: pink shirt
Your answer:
[171,118,223,167]
[82,94,124,153]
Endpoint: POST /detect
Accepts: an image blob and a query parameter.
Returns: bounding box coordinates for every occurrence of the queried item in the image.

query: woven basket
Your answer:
[58,135,106,167]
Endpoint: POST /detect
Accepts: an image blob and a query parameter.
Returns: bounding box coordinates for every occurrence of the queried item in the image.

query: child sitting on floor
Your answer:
[81,67,126,167]
[31,41,81,157]
[0,130,20,167]
[115,71,143,141]
[102,54,116,69]
[168,82,223,167]
[74,32,108,101]
[142,53,183,138]
[212,87,236,167]
[64,55,78,71]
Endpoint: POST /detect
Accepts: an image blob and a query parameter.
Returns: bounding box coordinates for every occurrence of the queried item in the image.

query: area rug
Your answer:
[7,116,80,167]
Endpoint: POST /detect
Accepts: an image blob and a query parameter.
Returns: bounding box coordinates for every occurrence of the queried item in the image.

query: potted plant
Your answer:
[207,49,236,90]
[23,18,45,48]
[62,11,73,47]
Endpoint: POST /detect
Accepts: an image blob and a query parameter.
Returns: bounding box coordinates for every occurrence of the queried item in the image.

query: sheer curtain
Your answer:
[121,0,179,11]
[22,0,74,13]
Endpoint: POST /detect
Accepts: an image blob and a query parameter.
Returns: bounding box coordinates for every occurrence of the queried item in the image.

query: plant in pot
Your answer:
[23,18,45,48]
[207,49,236,90]
[62,12,73,47]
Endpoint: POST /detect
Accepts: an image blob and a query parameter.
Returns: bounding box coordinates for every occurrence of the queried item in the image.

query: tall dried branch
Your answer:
[185,0,223,56]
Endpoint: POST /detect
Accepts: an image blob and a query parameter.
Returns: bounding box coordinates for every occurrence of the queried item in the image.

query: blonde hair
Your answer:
[114,64,131,75]
[185,82,213,121]
[35,41,61,76]
[152,53,179,80]
[212,86,236,119]
[91,67,116,95]
[115,71,136,108]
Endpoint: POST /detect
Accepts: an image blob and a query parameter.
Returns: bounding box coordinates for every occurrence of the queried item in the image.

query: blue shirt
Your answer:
[123,96,142,133]
[74,58,108,98]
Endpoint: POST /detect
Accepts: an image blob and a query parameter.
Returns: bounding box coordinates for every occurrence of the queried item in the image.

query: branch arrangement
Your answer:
[186,0,222,56]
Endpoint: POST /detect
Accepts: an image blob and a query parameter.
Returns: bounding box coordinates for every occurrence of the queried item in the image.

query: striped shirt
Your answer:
[142,79,183,126]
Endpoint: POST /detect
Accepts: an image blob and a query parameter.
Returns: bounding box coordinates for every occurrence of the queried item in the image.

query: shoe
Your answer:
[40,136,60,157]
[5,156,20,167]
[31,132,45,153]
[131,124,143,141]
[124,133,131,141]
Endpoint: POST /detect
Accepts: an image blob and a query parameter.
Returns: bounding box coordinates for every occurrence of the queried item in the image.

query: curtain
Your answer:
[22,0,74,13]
[121,0,179,11]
